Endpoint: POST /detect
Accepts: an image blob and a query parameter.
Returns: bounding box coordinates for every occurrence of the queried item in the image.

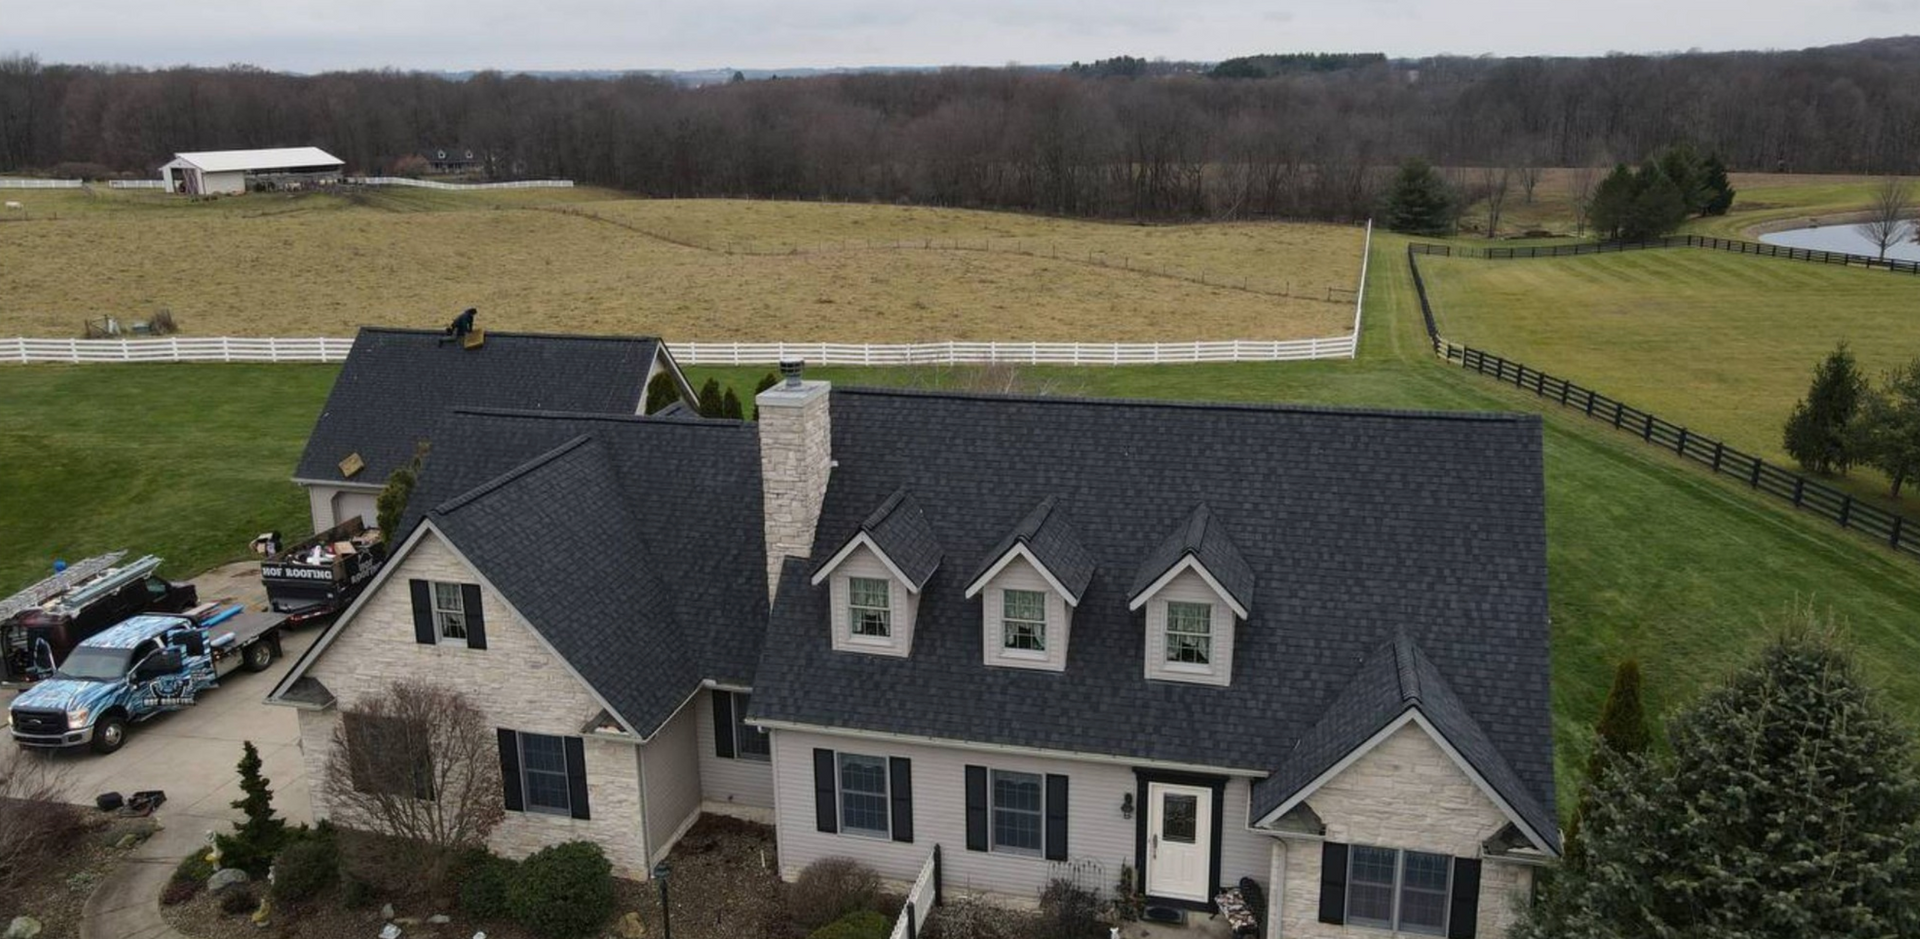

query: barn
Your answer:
[160,147,345,194]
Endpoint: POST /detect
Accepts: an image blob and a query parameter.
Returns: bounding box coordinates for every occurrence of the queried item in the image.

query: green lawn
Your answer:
[4,230,1920,813]
[1417,247,1920,510]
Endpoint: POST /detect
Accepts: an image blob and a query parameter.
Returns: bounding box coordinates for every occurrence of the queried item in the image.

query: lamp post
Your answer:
[652,860,672,939]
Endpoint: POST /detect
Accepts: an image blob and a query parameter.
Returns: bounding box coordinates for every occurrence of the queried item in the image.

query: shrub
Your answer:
[789,857,882,930]
[341,876,376,909]
[219,885,258,915]
[507,842,615,939]
[173,851,215,885]
[160,879,199,906]
[214,742,287,876]
[458,853,518,920]
[1038,879,1102,938]
[271,838,339,904]
[809,909,890,939]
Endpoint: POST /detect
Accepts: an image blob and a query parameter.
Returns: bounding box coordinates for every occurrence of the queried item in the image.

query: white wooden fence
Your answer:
[0,336,355,364]
[0,178,83,189]
[347,177,576,190]
[889,847,941,939]
[107,179,167,189]
[1349,218,1373,351]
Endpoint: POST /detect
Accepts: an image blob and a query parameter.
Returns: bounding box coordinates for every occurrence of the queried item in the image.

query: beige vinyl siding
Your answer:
[1142,569,1236,687]
[826,545,917,657]
[771,729,1273,902]
[695,690,776,816]
[978,555,1071,672]
[640,697,704,864]
[297,530,650,875]
[1274,723,1534,939]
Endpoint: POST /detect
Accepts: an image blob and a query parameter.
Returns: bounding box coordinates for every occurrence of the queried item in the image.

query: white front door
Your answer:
[1145,782,1213,902]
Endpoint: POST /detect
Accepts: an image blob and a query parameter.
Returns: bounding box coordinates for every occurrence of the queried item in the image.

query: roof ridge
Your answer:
[834,385,1538,424]
[863,488,911,530]
[358,326,665,344]
[1393,632,1423,705]
[445,406,754,429]
[1183,503,1212,552]
[433,434,599,515]
[1015,496,1058,540]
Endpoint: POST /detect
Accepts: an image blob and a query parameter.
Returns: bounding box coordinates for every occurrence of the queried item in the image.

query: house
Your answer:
[160,147,345,194]
[291,327,697,533]
[269,364,1559,939]
[422,146,485,175]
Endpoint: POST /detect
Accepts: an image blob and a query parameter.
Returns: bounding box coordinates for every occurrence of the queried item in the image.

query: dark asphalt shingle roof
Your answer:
[398,408,766,735]
[752,387,1554,837]
[294,327,662,488]
[1128,503,1255,613]
[1252,633,1559,851]
[967,497,1097,603]
[817,489,943,590]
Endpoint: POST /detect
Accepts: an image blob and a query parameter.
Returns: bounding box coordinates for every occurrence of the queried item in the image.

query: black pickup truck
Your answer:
[0,553,199,685]
[261,518,387,625]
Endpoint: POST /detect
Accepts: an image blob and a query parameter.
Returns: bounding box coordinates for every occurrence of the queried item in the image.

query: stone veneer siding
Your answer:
[294,530,653,876]
[1272,722,1537,939]
[756,380,832,599]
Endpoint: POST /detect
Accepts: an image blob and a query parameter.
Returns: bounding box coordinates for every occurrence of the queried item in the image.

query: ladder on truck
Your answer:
[0,552,162,622]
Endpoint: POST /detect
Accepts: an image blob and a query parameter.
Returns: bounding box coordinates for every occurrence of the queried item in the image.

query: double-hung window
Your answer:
[847,577,892,639]
[1347,845,1452,935]
[838,753,890,837]
[990,769,1043,854]
[1165,601,1212,665]
[1001,589,1047,652]
[432,581,468,641]
[732,692,769,761]
[519,732,573,816]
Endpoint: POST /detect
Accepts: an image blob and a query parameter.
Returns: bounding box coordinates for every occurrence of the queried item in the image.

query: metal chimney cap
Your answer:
[778,360,806,388]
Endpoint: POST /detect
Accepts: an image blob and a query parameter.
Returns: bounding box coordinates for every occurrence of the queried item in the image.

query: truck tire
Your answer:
[92,712,128,755]
[242,639,277,672]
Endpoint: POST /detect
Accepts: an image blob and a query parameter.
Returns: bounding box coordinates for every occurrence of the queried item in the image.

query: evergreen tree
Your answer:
[754,371,780,395]
[643,372,681,413]
[695,378,724,418]
[375,442,428,541]
[1379,159,1457,236]
[1784,342,1868,476]
[1623,162,1687,240]
[721,388,744,420]
[1655,144,1708,215]
[1565,659,1652,861]
[1853,358,1920,498]
[1586,164,1637,240]
[1700,154,1737,215]
[216,741,288,875]
[1518,617,1920,939]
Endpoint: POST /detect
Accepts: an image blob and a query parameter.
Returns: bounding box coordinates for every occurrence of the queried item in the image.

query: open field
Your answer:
[8,230,1920,812]
[1453,169,1917,241]
[1417,247,1920,507]
[0,188,1362,342]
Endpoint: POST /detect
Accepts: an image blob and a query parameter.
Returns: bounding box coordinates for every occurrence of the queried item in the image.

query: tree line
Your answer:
[2,36,1918,220]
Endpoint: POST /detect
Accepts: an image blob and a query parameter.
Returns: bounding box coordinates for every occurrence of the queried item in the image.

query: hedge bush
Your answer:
[219,885,258,915]
[507,842,615,939]
[341,876,376,909]
[789,857,882,930]
[458,853,519,920]
[809,909,890,939]
[270,838,339,904]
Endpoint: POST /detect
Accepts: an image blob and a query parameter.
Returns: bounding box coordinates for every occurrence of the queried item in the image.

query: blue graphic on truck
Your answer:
[8,608,286,754]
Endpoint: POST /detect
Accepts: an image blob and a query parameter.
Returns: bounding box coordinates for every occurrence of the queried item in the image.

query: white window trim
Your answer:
[1127,554,1249,619]
[964,543,1082,605]
[988,768,1045,857]
[836,752,891,840]
[517,732,572,817]
[847,576,893,640]
[1001,588,1049,654]
[1164,599,1214,667]
[1345,845,1452,936]
[430,581,469,643]
[811,532,925,594]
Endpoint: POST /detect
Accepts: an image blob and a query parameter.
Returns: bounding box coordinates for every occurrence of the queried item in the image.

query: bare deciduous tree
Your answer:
[1516,164,1542,205]
[1567,164,1602,237]
[325,680,503,890]
[1482,166,1513,239]
[1856,176,1914,260]
[0,756,80,905]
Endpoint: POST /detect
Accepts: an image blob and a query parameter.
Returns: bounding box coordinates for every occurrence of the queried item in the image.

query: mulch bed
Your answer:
[5,815,157,939]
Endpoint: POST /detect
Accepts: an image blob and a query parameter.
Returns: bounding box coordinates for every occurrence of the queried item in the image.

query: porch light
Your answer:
[1121,792,1135,820]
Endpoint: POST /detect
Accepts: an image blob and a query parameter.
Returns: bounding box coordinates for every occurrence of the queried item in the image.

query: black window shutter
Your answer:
[496,728,523,812]
[889,757,914,844]
[1318,842,1349,925]
[712,691,736,759]
[1044,774,1069,861]
[461,583,487,649]
[563,736,591,820]
[813,749,838,833]
[964,765,988,852]
[1448,858,1482,939]
[409,580,434,644]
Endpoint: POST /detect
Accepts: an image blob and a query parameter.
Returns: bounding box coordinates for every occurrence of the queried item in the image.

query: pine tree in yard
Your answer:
[216,741,288,875]
[1623,162,1687,240]
[721,388,744,420]
[1853,358,1920,498]
[695,378,724,418]
[643,372,681,413]
[1700,154,1736,215]
[1379,159,1457,236]
[1517,614,1920,939]
[1586,164,1637,240]
[754,371,779,395]
[1564,659,1651,862]
[1784,342,1868,476]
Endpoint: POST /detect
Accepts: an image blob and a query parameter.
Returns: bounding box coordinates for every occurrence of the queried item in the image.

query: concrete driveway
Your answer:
[2,562,315,834]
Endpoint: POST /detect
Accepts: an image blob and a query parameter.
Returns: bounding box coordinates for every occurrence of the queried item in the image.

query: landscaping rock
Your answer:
[616,911,647,938]
[380,903,395,920]
[378,926,402,939]
[208,868,251,894]
[114,832,142,849]
[4,916,41,939]
[428,914,450,924]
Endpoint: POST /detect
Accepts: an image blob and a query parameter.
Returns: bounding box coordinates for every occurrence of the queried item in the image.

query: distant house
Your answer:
[291,327,698,533]
[160,147,345,194]
[423,146,485,175]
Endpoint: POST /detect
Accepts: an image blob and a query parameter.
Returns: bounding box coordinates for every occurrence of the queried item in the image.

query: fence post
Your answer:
[933,845,943,907]
[1839,495,1853,529]
[1711,441,1724,473]
[1643,413,1654,442]
[1893,516,1906,551]
[1792,477,1805,507]
[1676,427,1688,456]
[1613,401,1625,429]
[1584,389,1596,417]
[1750,458,1762,489]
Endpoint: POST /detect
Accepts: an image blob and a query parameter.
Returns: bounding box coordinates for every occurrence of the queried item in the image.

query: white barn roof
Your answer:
[165,147,344,172]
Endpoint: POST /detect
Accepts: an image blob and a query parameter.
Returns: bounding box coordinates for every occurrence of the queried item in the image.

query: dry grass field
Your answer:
[0,188,1363,341]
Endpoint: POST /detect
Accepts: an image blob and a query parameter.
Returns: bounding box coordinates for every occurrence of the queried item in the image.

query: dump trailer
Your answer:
[9,605,287,754]
[0,553,198,685]
[261,518,386,624]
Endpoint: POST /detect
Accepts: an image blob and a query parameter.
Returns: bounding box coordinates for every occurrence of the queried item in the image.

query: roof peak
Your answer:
[433,434,599,515]
[446,406,752,429]
[358,326,665,344]
[835,385,1538,425]
[1391,631,1424,706]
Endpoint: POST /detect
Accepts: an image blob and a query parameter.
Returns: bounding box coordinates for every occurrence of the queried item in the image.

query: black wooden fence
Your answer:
[1406,243,1920,561]
[1409,233,1920,274]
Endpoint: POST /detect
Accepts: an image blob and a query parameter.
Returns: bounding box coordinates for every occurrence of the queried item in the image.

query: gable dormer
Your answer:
[810,488,942,658]
[963,498,1095,672]
[1128,504,1252,686]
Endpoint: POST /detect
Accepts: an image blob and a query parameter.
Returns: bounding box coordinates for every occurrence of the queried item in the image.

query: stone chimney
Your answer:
[757,361,832,600]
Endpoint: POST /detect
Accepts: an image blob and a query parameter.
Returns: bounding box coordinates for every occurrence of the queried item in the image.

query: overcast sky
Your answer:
[4,0,1914,72]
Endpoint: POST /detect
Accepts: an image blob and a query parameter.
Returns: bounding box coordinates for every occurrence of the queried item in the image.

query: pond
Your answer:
[1759,220,1920,263]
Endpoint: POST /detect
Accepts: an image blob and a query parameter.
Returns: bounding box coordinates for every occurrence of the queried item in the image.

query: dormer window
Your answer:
[966,498,1094,673]
[1002,590,1048,653]
[1165,601,1212,666]
[848,577,893,639]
